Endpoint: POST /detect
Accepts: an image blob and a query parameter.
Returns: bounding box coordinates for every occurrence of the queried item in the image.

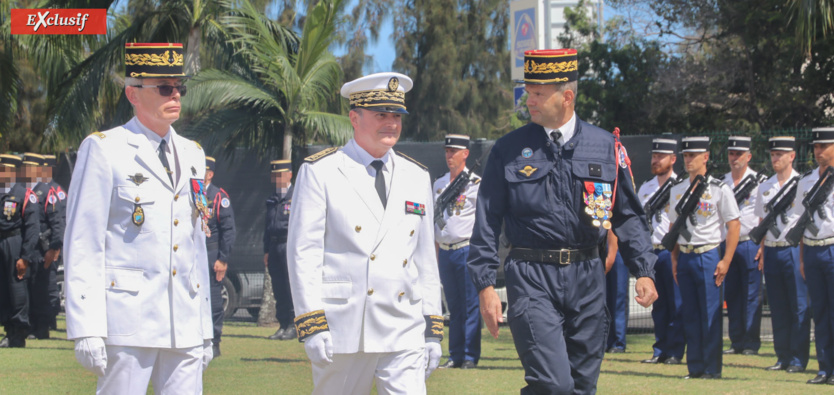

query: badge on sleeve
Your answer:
[57,189,66,200]
[28,194,38,204]
[221,197,230,208]
[405,201,426,216]
[48,195,58,205]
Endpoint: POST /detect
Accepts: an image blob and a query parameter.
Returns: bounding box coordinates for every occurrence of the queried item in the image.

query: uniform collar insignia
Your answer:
[519,165,537,177]
[128,173,149,186]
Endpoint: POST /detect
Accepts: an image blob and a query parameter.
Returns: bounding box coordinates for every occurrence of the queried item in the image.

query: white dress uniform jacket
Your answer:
[668,176,740,245]
[723,168,760,238]
[638,174,676,245]
[789,167,834,240]
[64,117,213,349]
[754,170,801,243]
[288,139,442,354]
[433,169,480,244]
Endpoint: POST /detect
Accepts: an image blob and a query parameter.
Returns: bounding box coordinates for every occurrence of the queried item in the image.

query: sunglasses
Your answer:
[132,84,187,97]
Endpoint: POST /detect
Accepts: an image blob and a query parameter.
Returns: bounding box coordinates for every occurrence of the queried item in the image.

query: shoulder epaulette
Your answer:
[89,131,106,140]
[304,147,338,163]
[709,177,725,187]
[195,141,203,150]
[802,170,814,178]
[396,151,428,172]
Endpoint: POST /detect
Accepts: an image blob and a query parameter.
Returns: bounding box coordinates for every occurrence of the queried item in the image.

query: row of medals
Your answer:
[585,190,613,229]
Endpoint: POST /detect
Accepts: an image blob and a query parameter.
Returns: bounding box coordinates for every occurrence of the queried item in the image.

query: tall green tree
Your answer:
[183,0,352,160]
[788,0,834,53]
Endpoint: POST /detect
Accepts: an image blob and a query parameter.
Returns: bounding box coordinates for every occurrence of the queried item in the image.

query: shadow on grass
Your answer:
[601,370,751,381]
[479,356,523,362]
[222,334,278,340]
[474,365,524,371]
[724,362,776,371]
[241,357,307,363]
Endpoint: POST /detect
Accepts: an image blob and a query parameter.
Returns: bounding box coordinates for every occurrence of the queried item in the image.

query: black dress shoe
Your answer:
[460,360,477,369]
[786,366,805,373]
[212,344,221,358]
[0,336,9,348]
[701,373,722,379]
[26,334,36,340]
[807,374,828,384]
[607,348,625,353]
[439,359,459,369]
[267,328,285,340]
[641,356,664,364]
[664,356,682,365]
[765,363,786,371]
[683,373,703,379]
[827,375,834,385]
[723,348,740,355]
[741,349,758,356]
[279,326,297,340]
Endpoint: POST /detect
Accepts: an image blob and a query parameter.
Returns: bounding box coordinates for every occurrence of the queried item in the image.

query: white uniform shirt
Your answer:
[637,174,676,245]
[754,170,801,243]
[723,168,760,238]
[544,112,577,145]
[788,167,834,240]
[347,138,393,196]
[433,169,480,244]
[668,175,741,245]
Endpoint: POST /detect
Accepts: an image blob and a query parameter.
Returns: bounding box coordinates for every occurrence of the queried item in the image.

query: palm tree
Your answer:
[183,0,352,160]
[788,0,834,53]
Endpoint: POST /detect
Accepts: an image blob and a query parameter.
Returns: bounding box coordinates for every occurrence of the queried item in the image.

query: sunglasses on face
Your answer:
[131,84,187,97]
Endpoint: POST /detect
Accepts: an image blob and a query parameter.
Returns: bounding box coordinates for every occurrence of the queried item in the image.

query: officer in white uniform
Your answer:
[287,72,443,394]
[64,43,213,394]
[433,134,481,369]
[721,136,764,355]
[669,136,740,379]
[790,128,834,385]
[754,136,810,373]
[637,138,685,365]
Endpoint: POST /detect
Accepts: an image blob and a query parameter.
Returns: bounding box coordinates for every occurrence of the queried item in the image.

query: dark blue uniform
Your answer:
[264,186,294,330]
[27,181,66,338]
[0,184,40,347]
[606,252,629,352]
[205,182,236,346]
[468,120,656,394]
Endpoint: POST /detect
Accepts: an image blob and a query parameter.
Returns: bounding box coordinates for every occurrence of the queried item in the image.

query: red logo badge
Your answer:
[11,9,107,35]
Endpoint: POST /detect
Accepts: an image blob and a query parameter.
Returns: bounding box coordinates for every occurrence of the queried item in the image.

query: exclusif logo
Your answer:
[10,9,107,35]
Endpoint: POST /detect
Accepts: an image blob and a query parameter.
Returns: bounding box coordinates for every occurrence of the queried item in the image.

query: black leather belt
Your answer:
[509,246,599,265]
[0,229,21,239]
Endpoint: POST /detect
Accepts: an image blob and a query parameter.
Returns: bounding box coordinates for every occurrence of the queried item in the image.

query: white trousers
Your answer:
[312,347,427,395]
[97,345,204,395]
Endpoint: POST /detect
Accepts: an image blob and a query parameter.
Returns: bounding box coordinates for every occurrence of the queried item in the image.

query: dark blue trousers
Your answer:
[267,242,294,328]
[763,245,810,368]
[605,252,628,351]
[723,239,762,352]
[438,246,481,364]
[506,257,607,395]
[650,248,685,359]
[678,248,723,376]
[207,246,224,344]
[804,244,834,376]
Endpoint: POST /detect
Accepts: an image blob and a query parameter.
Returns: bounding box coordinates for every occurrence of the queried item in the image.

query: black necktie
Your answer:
[551,131,562,149]
[158,139,174,186]
[371,160,387,208]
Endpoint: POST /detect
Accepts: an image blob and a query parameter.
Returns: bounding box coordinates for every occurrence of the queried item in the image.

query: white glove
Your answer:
[202,340,213,370]
[74,337,107,377]
[304,331,333,366]
[424,339,442,380]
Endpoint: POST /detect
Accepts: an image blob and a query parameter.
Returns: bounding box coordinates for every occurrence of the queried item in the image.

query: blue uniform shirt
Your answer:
[468,119,656,290]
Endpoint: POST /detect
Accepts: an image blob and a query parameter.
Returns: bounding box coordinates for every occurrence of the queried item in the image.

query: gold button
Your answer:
[111,281,115,287]
[367,288,374,295]
[174,194,179,201]
[173,244,179,252]
[410,230,414,236]
[403,259,408,266]
[173,269,177,276]
[197,283,200,288]
[134,196,140,203]
[174,219,179,226]
[370,254,376,261]
[355,225,362,232]
[398,291,405,297]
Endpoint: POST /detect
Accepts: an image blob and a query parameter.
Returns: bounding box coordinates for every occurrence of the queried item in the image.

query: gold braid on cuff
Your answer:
[294,310,329,342]
[425,315,444,340]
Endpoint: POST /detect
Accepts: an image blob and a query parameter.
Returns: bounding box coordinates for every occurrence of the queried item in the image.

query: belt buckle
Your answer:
[559,249,571,265]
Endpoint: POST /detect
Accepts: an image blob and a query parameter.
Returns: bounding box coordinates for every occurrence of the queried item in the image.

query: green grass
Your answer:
[0,317,830,394]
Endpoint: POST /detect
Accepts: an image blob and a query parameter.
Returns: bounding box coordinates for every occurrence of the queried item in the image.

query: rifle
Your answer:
[434,160,481,230]
[785,167,834,246]
[661,174,709,251]
[748,175,800,245]
[643,174,686,226]
[733,173,768,205]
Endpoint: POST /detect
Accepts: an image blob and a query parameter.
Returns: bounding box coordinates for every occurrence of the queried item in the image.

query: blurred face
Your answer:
[524,84,573,129]
[271,171,292,188]
[205,169,214,184]
[683,152,709,174]
[125,77,184,132]
[20,165,38,183]
[814,143,834,167]
[650,153,676,175]
[0,167,15,185]
[445,147,469,173]
[769,150,795,173]
[727,150,751,171]
[350,109,402,158]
